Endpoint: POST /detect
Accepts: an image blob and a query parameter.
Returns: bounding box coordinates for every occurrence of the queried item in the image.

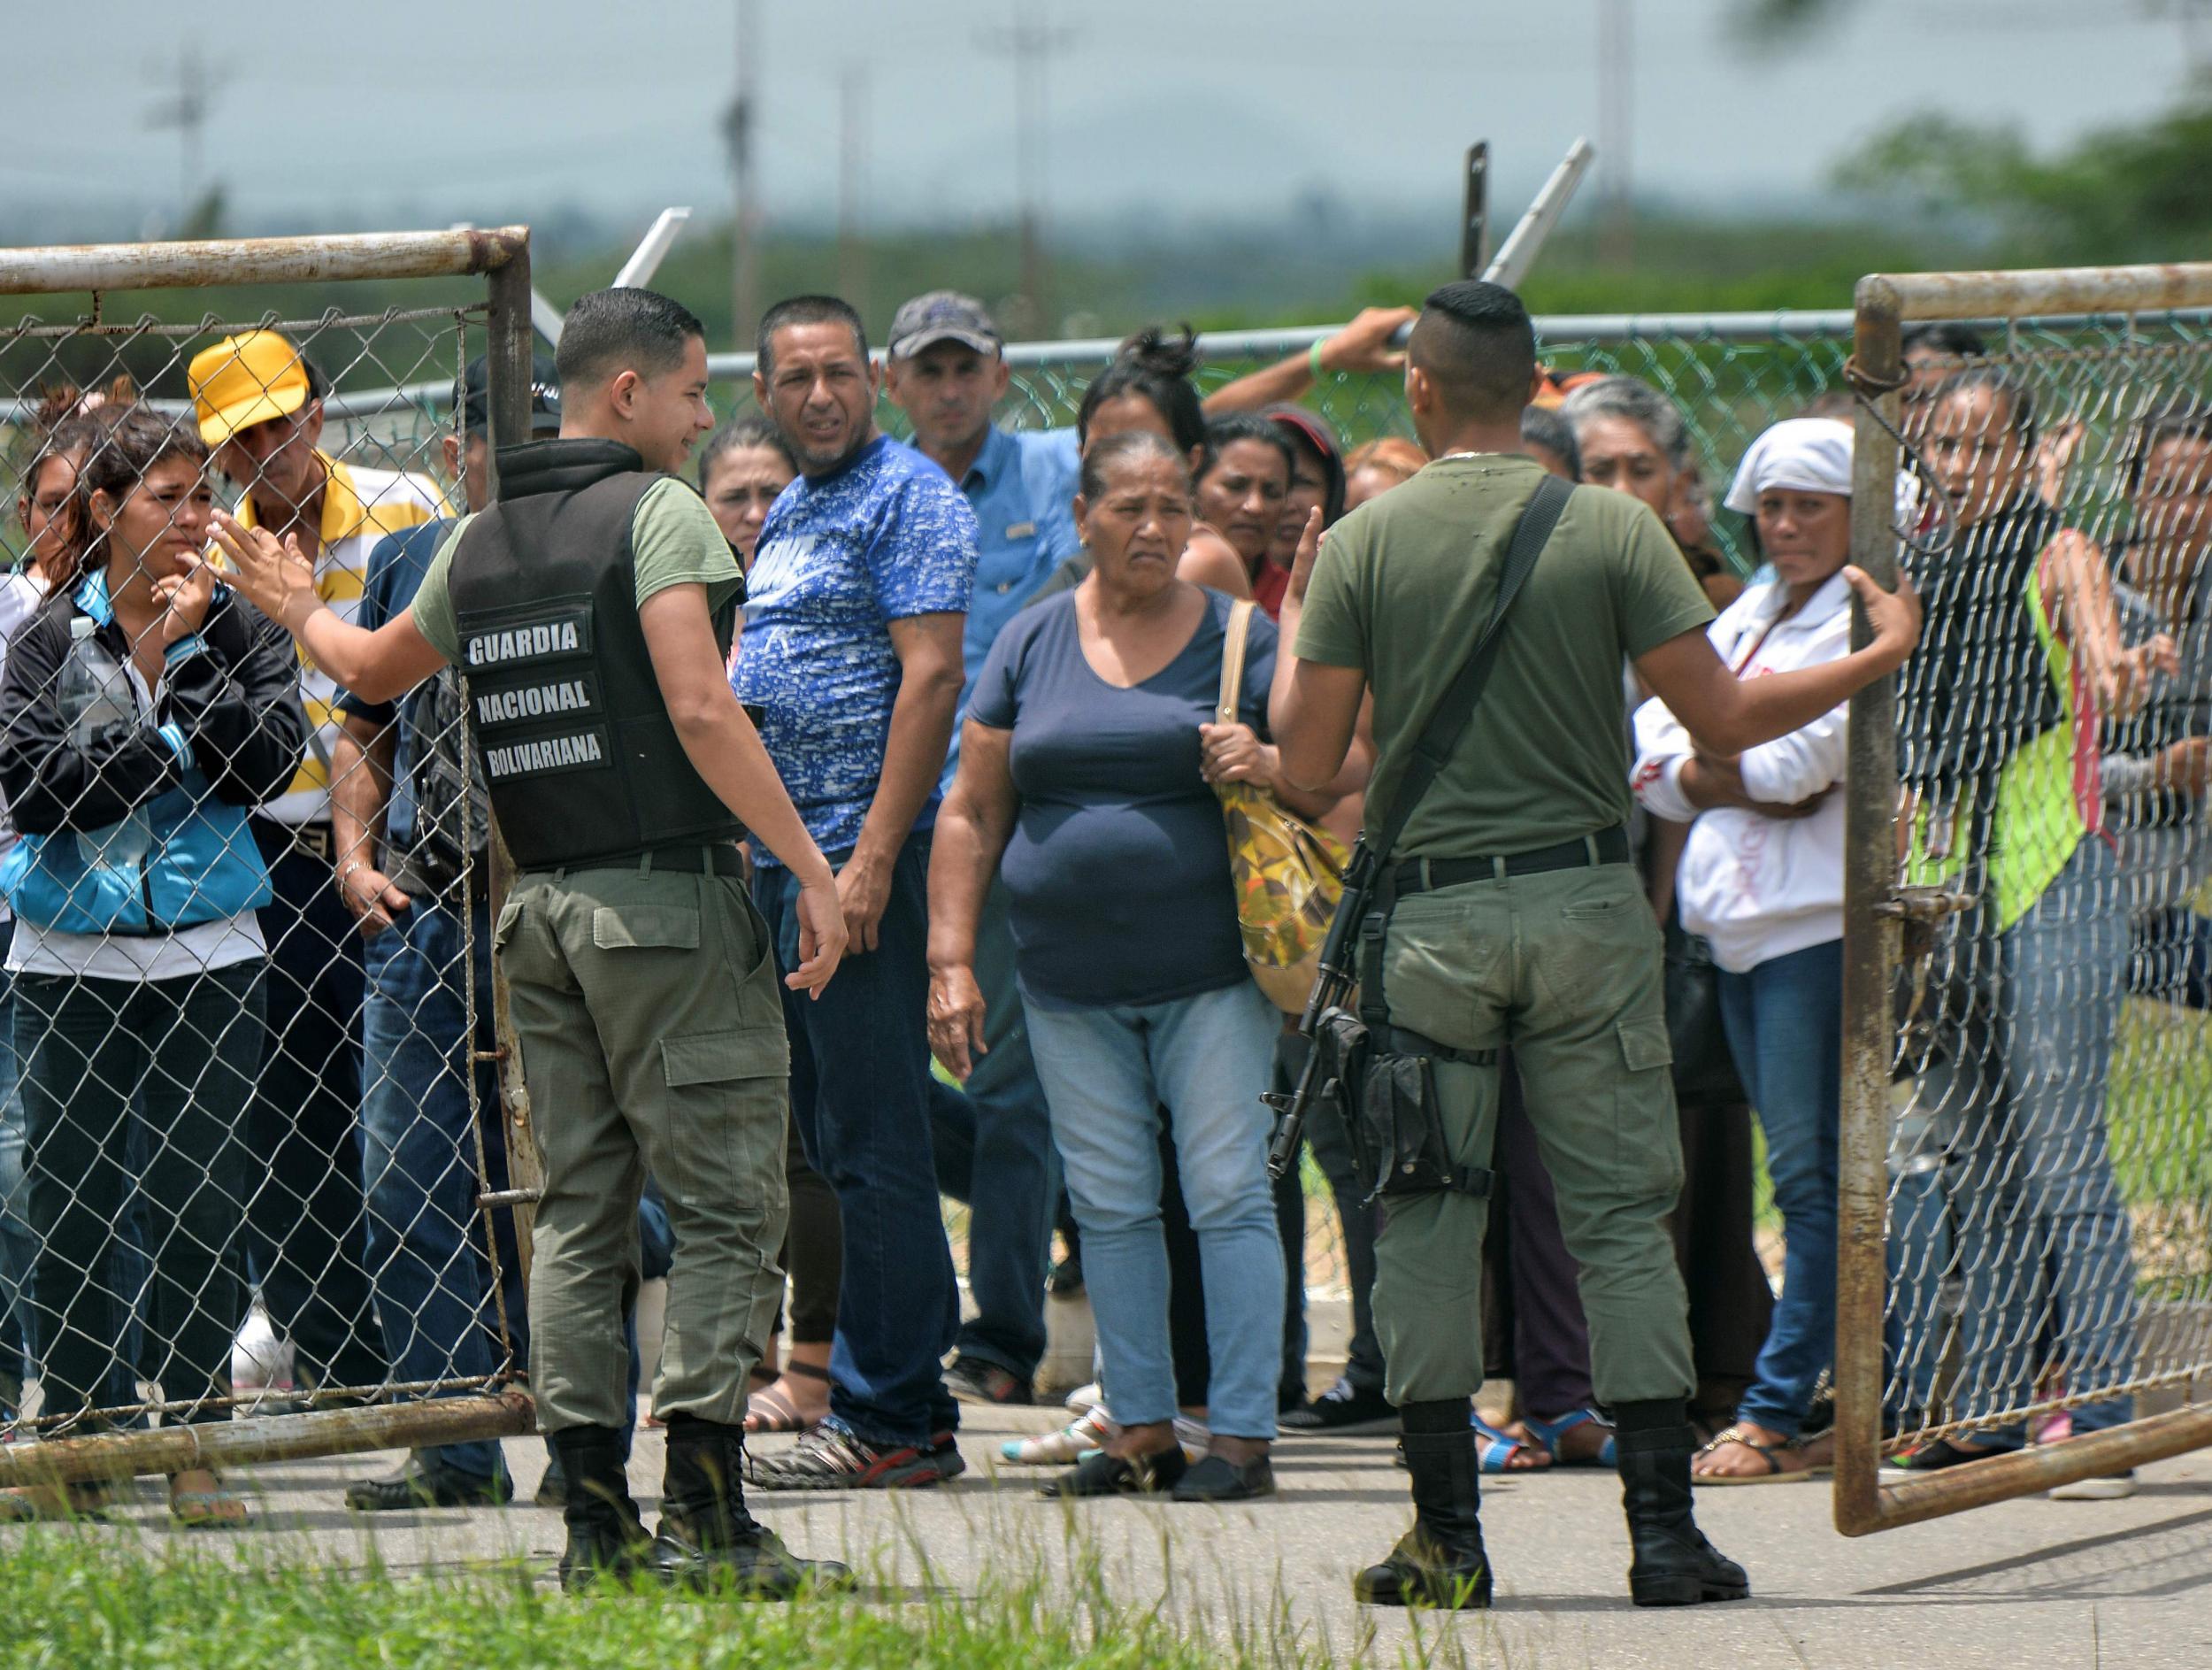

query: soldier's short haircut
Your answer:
[1409,281,1537,424]
[555,288,704,395]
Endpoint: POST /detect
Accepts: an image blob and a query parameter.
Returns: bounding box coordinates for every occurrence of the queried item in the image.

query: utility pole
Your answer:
[722,0,764,348]
[838,64,870,320]
[1599,0,1634,268]
[976,3,1077,338]
[145,43,211,225]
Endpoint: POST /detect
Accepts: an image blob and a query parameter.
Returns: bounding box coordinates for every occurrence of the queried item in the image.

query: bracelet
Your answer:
[1309,337,1328,381]
[338,859,368,889]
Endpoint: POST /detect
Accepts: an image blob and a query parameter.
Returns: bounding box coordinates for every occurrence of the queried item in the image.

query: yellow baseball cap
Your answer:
[188,330,312,447]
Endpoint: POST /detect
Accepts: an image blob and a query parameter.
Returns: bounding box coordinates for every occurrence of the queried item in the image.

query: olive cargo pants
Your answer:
[1368,859,1696,1408]
[495,854,791,1434]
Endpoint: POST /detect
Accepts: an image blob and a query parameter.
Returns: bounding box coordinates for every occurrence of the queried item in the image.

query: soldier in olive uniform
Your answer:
[216,288,850,1597]
[1268,281,1918,1610]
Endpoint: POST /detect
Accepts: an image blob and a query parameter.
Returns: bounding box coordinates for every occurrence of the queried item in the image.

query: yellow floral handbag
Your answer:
[1214,597,1350,1013]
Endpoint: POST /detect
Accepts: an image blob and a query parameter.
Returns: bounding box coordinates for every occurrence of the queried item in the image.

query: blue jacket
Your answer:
[0,570,307,936]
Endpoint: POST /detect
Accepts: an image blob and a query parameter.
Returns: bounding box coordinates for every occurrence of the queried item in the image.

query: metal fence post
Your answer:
[1833,277,1903,1536]
[479,244,546,1285]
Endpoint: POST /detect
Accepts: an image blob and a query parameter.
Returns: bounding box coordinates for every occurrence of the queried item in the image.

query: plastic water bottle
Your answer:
[57,617,153,869]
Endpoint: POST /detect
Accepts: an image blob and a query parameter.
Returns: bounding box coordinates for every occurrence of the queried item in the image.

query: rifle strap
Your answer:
[1358,471,1575,1031]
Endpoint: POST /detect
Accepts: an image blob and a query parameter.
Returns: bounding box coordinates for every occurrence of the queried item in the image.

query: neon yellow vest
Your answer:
[1905,569,2086,932]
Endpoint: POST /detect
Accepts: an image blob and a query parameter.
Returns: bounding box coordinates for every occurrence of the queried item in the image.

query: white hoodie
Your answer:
[1631,569,1851,974]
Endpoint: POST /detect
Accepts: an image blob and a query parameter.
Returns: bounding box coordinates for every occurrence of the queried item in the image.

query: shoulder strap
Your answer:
[1370,473,1574,863]
[1217,596,1256,726]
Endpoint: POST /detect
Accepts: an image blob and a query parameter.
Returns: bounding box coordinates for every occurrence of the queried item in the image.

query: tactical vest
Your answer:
[446,438,742,870]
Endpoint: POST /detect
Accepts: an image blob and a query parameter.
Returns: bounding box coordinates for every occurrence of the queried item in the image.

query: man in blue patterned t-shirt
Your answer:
[733,294,979,1490]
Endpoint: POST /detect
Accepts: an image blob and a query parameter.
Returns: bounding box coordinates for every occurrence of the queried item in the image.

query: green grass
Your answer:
[0,1516,1519,1670]
[0,1530,1271,1670]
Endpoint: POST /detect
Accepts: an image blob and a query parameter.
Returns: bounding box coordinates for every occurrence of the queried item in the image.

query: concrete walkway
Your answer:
[20,1404,2212,1667]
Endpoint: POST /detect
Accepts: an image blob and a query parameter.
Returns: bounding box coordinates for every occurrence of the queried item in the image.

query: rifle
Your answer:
[1263,839,1374,1180]
[1260,472,1575,1182]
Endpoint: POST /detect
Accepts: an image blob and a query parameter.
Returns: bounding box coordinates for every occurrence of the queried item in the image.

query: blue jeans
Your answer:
[1901,837,2136,1440]
[756,834,959,1450]
[1717,938,1841,1439]
[1025,978,1285,1440]
[926,878,1056,1383]
[361,895,527,1481]
[0,973,31,1400]
[2129,906,2212,1008]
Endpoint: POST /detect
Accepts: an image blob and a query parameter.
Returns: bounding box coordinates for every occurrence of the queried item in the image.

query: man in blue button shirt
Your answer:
[886,292,1077,1407]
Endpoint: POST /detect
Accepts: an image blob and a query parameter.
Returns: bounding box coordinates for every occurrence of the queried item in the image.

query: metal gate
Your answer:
[1836,262,2212,1532]
[0,231,541,1487]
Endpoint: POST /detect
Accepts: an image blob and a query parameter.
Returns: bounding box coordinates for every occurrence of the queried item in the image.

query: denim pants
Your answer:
[756,834,959,1450]
[16,963,264,1426]
[926,877,1056,1383]
[250,827,386,1388]
[1025,977,1285,1440]
[361,893,527,1481]
[1900,837,2137,1440]
[0,972,31,1398]
[1717,938,1842,1439]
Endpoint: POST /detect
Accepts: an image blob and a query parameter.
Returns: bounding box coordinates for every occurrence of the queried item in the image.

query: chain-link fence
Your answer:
[1836,264,2212,1533]
[0,232,536,1491]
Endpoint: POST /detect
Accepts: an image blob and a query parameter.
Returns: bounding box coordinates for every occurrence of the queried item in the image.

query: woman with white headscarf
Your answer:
[1630,417,1855,1484]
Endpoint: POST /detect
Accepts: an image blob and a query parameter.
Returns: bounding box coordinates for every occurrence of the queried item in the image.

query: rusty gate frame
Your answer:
[1835,261,2212,1534]
[0,229,544,1484]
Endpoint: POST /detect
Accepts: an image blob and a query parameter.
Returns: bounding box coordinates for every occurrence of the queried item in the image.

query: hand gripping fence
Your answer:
[1833,263,2212,1534]
[0,231,539,1488]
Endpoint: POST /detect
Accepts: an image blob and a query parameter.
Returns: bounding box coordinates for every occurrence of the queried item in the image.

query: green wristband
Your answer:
[1309,336,1328,381]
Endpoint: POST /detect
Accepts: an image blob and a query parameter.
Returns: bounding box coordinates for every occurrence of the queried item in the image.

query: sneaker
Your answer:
[2048,1471,2135,1501]
[1878,1437,2008,1483]
[1064,1381,1104,1416]
[748,1426,953,1491]
[1001,1407,1118,1466]
[1280,1377,1398,1436]
[1174,1414,1212,1462]
[1047,1254,1085,1297]
[945,1355,1035,1407]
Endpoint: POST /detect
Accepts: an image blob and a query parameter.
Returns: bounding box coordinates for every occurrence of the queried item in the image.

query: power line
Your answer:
[976,1,1079,337]
[144,42,212,220]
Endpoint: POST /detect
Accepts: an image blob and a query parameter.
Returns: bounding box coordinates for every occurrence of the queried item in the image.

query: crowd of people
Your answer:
[0,273,2193,1603]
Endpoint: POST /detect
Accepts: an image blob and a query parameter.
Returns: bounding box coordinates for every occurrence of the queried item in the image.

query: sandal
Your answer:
[1519,1407,1617,1469]
[743,1360,831,1435]
[0,1481,110,1523]
[169,1471,250,1529]
[1694,1424,1816,1485]
[1471,1412,1550,1474]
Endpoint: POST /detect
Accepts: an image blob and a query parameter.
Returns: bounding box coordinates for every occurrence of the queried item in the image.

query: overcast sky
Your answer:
[5,0,2197,238]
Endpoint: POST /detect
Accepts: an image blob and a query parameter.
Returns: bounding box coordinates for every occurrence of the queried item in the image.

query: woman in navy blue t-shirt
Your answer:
[927,431,1336,1504]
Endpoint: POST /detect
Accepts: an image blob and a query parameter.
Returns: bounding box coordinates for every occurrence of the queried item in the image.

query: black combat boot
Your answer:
[1352,1400,1492,1609]
[649,1414,853,1597]
[1612,1401,1750,1607]
[548,1425,650,1594]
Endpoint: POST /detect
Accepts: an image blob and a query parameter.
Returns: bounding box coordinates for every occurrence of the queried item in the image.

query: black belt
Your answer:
[252,817,334,864]
[1393,827,1632,897]
[555,843,748,879]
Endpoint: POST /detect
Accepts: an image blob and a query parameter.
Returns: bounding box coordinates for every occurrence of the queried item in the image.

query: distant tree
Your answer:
[1831,91,2212,262]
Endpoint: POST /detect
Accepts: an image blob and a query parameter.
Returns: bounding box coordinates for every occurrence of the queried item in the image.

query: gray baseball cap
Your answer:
[887,290,1002,361]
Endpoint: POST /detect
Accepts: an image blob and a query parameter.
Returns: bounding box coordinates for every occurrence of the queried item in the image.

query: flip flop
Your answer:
[1694,1424,1816,1485]
[743,1360,831,1434]
[1471,1412,1550,1474]
[1519,1407,1617,1468]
